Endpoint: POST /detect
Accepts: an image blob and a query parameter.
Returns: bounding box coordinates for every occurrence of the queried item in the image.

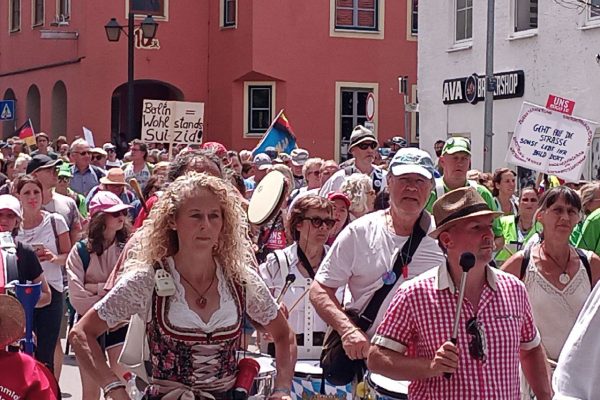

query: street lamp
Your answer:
[104,14,158,143]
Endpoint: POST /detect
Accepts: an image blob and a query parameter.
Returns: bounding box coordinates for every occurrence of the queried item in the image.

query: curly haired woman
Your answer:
[70,172,294,400]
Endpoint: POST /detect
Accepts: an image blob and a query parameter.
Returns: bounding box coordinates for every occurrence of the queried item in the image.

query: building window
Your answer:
[340,88,372,160]
[129,0,166,17]
[33,0,44,26]
[10,0,21,31]
[591,0,600,19]
[411,0,418,35]
[455,0,472,42]
[223,0,236,27]
[58,0,70,20]
[514,0,537,32]
[335,0,378,31]
[247,85,273,135]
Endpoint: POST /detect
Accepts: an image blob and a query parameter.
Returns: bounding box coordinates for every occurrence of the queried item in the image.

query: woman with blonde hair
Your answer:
[70,172,294,400]
[340,173,375,220]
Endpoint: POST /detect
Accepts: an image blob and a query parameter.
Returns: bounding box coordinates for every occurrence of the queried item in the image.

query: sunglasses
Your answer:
[92,155,105,161]
[356,142,378,150]
[466,317,486,361]
[73,151,90,156]
[107,210,128,217]
[308,170,321,176]
[106,148,115,153]
[58,176,70,182]
[302,217,336,229]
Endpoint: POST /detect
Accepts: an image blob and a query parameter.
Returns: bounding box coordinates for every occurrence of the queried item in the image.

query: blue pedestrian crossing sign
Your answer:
[0,101,14,121]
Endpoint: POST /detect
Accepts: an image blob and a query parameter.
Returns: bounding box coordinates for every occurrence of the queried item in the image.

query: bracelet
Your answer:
[102,381,126,396]
[271,387,291,395]
[341,326,360,340]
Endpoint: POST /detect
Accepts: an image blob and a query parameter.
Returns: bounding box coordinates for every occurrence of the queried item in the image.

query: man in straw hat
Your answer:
[310,149,444,365]
[85,167,137,209]
[0,294,60,398]
[368,187,552,399]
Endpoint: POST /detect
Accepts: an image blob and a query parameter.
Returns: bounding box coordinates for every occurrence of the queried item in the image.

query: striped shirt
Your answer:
[372,262,541,400]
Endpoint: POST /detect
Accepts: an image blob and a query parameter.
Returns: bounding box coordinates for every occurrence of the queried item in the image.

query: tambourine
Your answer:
[247,170,288,225]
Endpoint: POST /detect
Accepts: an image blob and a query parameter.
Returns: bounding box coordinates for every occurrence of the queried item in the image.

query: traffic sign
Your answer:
[0,100,15,121]
[365,93,375,122]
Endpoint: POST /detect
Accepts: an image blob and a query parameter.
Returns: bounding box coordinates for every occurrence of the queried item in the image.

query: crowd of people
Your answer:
[0,125,598,399]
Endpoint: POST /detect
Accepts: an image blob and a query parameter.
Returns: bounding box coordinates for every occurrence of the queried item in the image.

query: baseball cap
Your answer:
[102,143,117,151]
[0,194,22,219]
[88,191,132,217]
[90,147,108,157]
[291,148,309,166]
[57,164,73,179]
[327,191,351,208]
[388,148,436,180]
[349,125,377,149]
[391,136,408,148]
[442,137,471,156]
[26,154,63,174]
[253,153,273,170]
[202,142,228,158]
[264,146,278,160]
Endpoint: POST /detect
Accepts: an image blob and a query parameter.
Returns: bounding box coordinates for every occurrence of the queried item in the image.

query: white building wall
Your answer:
[418,0,600,176]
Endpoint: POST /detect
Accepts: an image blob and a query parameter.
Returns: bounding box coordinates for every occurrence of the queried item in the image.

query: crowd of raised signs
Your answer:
[0,124,599,400]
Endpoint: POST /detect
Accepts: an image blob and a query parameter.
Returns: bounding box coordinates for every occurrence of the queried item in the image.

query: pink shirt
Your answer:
[372,263,541,400]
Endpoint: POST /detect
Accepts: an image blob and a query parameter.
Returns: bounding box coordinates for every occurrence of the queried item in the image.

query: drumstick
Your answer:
[275,274,296,304]
[288,287,310,313]
[445,252,476,380]
[129,178,148,213]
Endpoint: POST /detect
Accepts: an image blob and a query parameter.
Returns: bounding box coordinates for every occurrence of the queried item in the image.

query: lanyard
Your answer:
[296,246,316,279]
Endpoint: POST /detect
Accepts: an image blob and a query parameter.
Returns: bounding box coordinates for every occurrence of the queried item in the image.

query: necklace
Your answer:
[542,244,571,285]
[178,270,217,309]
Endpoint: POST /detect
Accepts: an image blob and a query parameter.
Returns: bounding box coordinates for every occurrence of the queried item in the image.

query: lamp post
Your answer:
[105,14,158,143]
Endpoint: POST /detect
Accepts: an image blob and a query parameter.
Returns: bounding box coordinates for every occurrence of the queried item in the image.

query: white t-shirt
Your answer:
[319,164,387,196]
[17,212,69,292]
[315,210,445,337]
[43,191,81,230]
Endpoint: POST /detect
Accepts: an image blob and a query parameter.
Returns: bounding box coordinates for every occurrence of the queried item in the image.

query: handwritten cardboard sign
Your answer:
[141,100,204,145]
[506,102,597,182]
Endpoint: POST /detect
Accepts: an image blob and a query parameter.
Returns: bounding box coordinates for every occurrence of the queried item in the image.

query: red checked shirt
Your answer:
[372,262,541,400]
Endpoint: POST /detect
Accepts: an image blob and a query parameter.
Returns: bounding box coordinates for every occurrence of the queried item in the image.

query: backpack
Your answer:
[520,247,593,287]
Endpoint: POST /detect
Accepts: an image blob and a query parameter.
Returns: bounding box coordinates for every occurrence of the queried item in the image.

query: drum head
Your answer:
[247,170,287,225]
[294,360,322,378]
[367,372,409,398]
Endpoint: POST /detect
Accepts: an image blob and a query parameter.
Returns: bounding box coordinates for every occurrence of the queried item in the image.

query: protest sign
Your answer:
[506,102,598,182]
[82,126,95,147]
[141,100,204,145]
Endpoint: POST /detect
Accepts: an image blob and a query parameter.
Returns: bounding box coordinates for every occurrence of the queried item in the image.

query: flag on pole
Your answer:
[15,119,36,147]
[252,110,297,156]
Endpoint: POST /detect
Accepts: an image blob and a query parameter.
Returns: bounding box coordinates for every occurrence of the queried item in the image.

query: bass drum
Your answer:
[291,360,353,400]
[365,372,409,400]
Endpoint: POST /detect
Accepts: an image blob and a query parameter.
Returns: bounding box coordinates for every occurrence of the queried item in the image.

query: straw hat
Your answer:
[100,168,128,186]
[0,294,25,348]
[429,187,503,239]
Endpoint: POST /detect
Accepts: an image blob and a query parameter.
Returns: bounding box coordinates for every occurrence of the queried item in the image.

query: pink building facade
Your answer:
[0,0,418,160]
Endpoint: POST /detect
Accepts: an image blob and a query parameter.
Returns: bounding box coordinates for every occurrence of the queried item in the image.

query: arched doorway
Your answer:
[26,85,41,132]
[3,89,16,139]
[111,80,184,147]
[51,81,67,138]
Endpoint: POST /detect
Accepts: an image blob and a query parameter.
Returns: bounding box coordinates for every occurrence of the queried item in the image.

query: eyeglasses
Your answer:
[302,217,336,229]
[107,210,128,217]
[356,142,378,150]
[58,176,70,182]
[106,148,115,153]
[466,317,486,361]
[308,170,321,176]
[73,151,90,156]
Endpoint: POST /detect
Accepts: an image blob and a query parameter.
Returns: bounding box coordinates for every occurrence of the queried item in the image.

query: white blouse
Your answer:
[94,258,279,331]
